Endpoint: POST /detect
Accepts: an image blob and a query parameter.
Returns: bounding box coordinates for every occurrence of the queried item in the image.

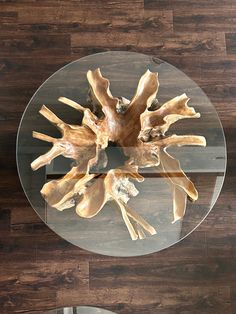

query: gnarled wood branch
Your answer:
[31,68,206,240]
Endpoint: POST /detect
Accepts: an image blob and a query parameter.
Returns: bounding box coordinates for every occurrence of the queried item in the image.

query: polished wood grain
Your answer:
[0,1,235,313]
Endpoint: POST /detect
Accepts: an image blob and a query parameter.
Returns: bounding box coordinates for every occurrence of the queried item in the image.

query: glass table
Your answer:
[17,51,226,257]
[45,306,115,314]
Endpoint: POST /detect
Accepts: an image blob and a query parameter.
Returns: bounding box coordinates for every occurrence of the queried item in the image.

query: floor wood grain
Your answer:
[0,1,235,313]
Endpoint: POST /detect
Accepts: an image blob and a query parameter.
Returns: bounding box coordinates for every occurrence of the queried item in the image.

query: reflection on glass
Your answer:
[45,306,115,314]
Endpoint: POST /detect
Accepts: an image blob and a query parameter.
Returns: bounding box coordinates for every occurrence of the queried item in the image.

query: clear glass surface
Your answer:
[17,51,226,257]
[45,306,115,314]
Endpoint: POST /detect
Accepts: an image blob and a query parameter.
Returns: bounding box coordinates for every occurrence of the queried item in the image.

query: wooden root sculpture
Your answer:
[31,68,206,240]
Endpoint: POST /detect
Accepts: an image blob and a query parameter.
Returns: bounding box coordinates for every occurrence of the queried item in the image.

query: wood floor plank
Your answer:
[173,9,236,32]
[0,56,74,85]
[0,0,235,313]
[17,3,144,23]
[15,10,172,34]
[10,205,42,225]
[71,31,226,56]
[0,10,17,23]
[226,33,236,54]
[0,33,71,57]
[231,286,236,309]
[206,229,236,258]
[89,257,236,289]
[0,236,37,263]
[145,0,235,10]
[57,286,231,314]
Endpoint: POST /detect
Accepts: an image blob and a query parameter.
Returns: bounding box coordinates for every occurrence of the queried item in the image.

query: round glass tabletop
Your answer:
[17,51,226,257]
[45,306,115,314]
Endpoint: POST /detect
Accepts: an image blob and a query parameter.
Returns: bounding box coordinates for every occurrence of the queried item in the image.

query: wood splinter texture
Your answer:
[31,68,206,240]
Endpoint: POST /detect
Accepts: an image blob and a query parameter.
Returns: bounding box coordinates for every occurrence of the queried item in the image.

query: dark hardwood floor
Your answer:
[0,1,235,313]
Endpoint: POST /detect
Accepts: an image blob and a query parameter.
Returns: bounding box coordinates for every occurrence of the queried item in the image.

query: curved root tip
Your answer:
[58,96,86,112]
